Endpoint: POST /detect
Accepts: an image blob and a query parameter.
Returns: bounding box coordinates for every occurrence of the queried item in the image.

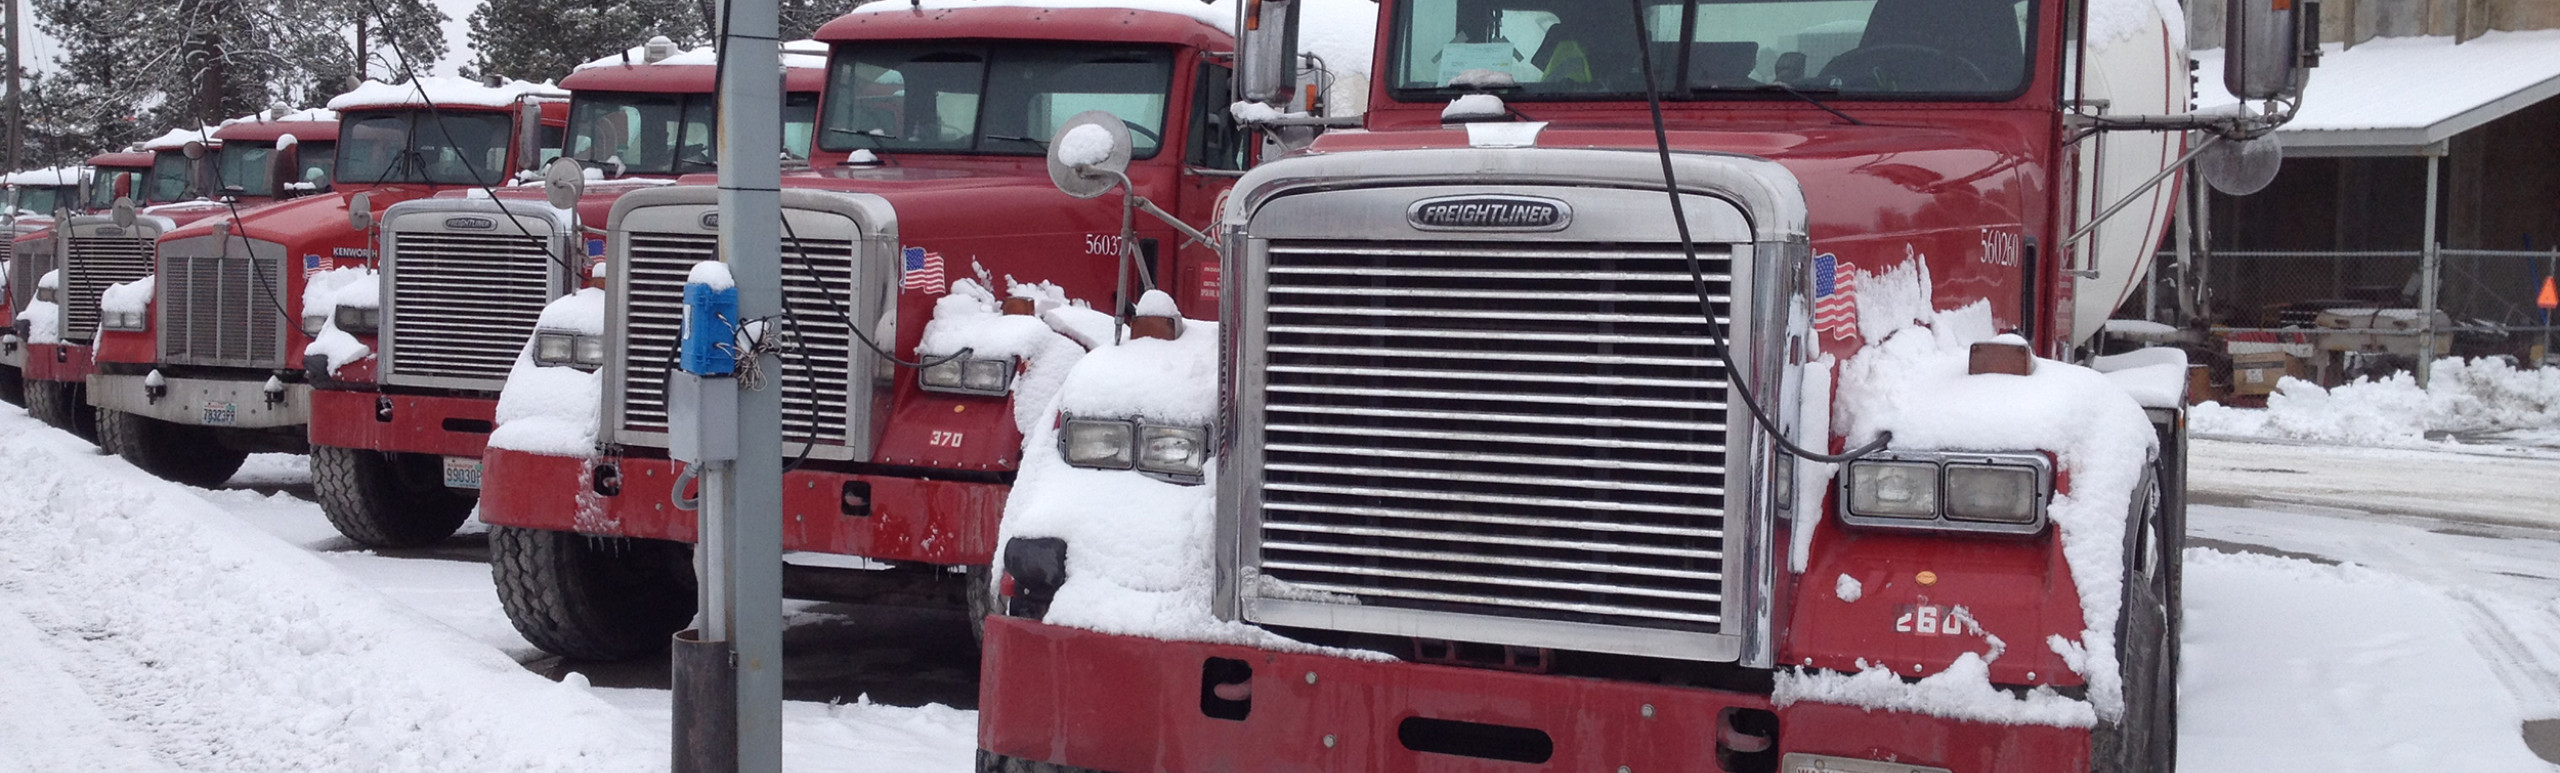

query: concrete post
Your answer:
[712,0,785,766]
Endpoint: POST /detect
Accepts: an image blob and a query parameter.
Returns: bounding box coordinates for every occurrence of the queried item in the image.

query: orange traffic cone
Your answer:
[2541,275,2559,310]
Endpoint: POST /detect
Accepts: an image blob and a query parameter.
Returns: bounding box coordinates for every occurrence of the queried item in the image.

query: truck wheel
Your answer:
[26,379,96,441]
[490,525,697,661]
[0,366,23,406]
[2096,465,2179,773]
[974,750,1099,773]
[95,408,247,488]
[967,564,995,648]
[311,445,474,548]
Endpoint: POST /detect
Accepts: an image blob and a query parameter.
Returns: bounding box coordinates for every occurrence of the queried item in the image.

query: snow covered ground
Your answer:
[5,395,2560,770]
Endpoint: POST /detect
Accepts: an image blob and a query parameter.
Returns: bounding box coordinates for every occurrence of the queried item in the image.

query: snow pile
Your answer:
[1776,653,2096,727]
[687,259,735,290]
[1802,256,2157,724]
[22,270,60,344]
[2192,357,2560,447]
[1055,124,1117,167]
[99,275,155,316]
[140,127,215,151]
[330,76,564,111]
[489,288,606,457]
[2090,346,2188,409]
[0,411,662,771]
[300,266,377,374]
[2179,549,2555,771]
[1440,93,1507,122]
[918,278,1090,435]
[1,166,86,187]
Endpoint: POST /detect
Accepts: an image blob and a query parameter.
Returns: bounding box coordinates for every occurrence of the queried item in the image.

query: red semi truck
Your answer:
[476,3,1264,659]
[299,40,826,548]
[13,116,339,438]
[83,79,565,487]
[974,0,2313,771]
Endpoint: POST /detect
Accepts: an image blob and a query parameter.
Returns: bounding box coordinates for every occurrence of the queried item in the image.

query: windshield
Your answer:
[147,151,194,204]
[220,143,274,195]
[784,91,819,160]
[568,92,717,175]
[335,110,517,186]
[1394,0,2030,100]
[13,186,66,214]
[299,142,338,189]
[86,170,136,209]
[820,42,1174,158]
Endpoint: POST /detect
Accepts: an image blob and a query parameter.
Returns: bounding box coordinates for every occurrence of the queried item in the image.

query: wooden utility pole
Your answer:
[7,0,23,172]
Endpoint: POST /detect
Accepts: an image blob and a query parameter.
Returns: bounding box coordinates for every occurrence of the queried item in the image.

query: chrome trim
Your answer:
[86,372,310,428]
[154,233,291,368]
[57,214,169,344]
[599,186,897,461]
[376,199,574,392]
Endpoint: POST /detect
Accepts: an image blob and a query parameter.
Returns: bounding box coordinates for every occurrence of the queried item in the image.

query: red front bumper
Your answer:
[308,387,497,458]
[978,617,2090,772]
[22,343,94,382]
[478,446,1005,565]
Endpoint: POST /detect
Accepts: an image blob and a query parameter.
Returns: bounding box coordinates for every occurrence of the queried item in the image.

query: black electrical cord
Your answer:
[1624,0,1888,465]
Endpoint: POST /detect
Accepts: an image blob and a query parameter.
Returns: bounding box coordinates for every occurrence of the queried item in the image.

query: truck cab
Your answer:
[1,166,87,236]
[976,0,2311,771]
[297,40,826,549]
[82,78,565,488]
[477,3,1259,661]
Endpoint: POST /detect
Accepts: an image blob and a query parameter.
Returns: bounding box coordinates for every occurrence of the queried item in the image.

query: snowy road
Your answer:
[7,405,2560,770]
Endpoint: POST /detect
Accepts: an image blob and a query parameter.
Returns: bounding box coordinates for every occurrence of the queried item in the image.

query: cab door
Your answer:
[1173,60,1251,321]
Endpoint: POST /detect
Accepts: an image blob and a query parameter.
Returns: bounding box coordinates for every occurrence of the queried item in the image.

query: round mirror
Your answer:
[112,197,136,228]
[347,192,374,231]
[544,157,587,211]
[182,140,207,160]
[1045,111,1134,200]
[2200,135,2283,197]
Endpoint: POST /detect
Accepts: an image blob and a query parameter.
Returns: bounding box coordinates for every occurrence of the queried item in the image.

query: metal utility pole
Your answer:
[672,0,788,766]
[6,0,22,172]
[2417,148,2441,388]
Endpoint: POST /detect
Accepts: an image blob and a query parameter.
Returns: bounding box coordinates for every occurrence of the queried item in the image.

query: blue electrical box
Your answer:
[681,281,740,376]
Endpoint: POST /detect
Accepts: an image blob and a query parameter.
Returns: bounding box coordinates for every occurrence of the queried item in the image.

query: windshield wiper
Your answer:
[824,127,896,164]
[985,134,1048,151]
[1737,83,1866,126]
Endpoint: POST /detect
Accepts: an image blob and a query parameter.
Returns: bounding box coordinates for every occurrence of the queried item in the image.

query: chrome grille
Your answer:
[1251,241,1736,633]
[63,235,155,342]
[616,232,859,444]
[385,231,554,386]
[8,237,52,313]
[158,254,288,367]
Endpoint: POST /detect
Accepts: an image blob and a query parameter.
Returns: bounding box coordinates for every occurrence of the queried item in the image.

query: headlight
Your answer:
[334,305,380,334]
[1838,451,2050,535]
[1136,424,1208,480]
[917,353,1015,396]
[300,312,327,335]
[101,310,148,331]
[1060,418,1134,469]
[1846,462,1938,518]
[533,330,604,371]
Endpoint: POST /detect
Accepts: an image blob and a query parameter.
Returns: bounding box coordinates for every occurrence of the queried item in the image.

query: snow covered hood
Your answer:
[2194,29,2560,152]
[329,76,565,111]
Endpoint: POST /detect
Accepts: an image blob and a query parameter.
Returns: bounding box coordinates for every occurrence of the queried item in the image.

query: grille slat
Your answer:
[1252,239,1737,635]
[158,253,288,367]
[9,239,55,315]
[616,233,857,444]
[385,230,555,385]
[64,235,154,342]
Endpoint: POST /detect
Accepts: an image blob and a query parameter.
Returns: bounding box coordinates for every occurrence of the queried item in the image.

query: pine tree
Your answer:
[464,0,708,83]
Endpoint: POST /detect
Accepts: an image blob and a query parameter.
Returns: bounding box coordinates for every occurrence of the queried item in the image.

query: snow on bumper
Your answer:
[978,617,2091,772]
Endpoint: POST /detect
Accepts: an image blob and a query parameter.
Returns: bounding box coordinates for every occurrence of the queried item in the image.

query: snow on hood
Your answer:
[329,76,562,111]
[489,289,607,457]
[141,128,215,151]
[300,267,377,375]
[918,277,1089,436]
[22,270,60,344]
[1802,255,2158,723]
[2,167,86,187]
[574,41,827,72]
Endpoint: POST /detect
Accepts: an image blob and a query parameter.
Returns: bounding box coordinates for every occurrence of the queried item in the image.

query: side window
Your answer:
[1186,63,1247,171]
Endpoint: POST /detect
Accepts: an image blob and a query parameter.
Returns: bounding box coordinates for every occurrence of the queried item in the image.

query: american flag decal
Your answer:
[901,247,946,295]
[303,254,324,280]
[1812,253,1859,342]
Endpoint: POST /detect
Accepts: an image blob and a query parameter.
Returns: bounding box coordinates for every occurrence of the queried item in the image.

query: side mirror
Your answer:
[1045,111,1135,200]
[112,197,137,228]
[268,138,303,199]
[182,140,208,160]
[516,100,547,174]
[348,192,374,231]
[2227,0,2320,100]
[543,157,586,210]
[1237,0,1301,109]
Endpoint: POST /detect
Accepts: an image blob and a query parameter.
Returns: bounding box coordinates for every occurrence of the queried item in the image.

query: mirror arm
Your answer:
[2063,133,2224,249]
[1092,166,1220,255]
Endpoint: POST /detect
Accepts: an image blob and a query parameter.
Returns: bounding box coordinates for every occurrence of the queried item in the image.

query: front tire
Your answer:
[490,525,697,661]
[311,445,474,548]
[25,379,95,441]
[2097,457,2181,772]
[0,365,25,406]
[95,408,246,488]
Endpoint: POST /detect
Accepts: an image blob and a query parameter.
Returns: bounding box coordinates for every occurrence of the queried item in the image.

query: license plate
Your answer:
[201,401,237,426]
[442,456,484,489]
[1783,754,1951,773]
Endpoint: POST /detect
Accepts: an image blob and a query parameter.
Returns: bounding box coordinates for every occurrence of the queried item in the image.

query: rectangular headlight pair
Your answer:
[100,310,149,331]
[334,305,381,334]
[1060,416,1208,483]
[1839,451,2051,535]
[918,354,1016,396]
[532,330,605,370]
